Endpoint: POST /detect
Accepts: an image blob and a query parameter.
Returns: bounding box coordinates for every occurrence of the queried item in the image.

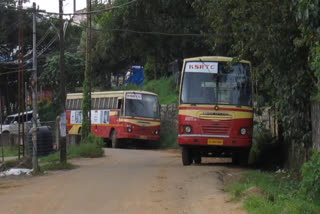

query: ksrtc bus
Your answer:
[66,90,161,148]
[178,56,253,165]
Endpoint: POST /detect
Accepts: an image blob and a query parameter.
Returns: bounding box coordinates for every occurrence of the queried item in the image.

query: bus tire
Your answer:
[111,130,119,148]
[193,155,202,165]
[182,147,192,166]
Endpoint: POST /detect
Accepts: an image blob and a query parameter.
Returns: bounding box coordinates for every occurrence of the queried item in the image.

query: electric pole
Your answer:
[81,0,92,141]
[31,2,39,172]
[59,0,67,163]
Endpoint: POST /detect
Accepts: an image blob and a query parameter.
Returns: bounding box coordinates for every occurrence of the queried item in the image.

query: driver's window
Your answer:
[117,99,123,116]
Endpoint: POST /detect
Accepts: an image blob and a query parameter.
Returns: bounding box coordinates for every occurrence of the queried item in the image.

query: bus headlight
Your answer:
[185,126,192,133]
[127,127,132,133]
[155,130,160,135]
[240,128,247,135]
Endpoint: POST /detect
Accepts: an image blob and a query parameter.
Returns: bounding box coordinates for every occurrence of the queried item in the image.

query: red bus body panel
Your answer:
[178,105,253,148]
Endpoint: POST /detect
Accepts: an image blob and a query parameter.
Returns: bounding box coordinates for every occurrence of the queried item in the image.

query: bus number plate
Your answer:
[140,135,147,140]
[207,139,223,145]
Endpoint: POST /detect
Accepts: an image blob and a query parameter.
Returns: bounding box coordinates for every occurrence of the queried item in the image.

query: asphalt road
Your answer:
[0,148,246,214]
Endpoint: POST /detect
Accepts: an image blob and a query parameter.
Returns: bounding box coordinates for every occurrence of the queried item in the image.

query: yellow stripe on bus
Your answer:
[179,104,253,111]
[69,124,81,134]
[179,109,253,120]
[119,119,160,126]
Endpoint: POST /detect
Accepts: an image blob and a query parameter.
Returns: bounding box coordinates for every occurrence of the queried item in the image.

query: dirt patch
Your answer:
[217,169,244,187]
[243,186,266,198]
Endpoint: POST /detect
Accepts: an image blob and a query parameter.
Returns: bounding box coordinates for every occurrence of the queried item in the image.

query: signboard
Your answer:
[185,62,218,73]
[60,112,67,137]
[126,93,142,100]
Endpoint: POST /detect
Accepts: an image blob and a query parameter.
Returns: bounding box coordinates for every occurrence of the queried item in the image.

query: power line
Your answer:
[69,20,203,37]
[38,0,137,16]
[1,0,137,16]
[0,68,33,76]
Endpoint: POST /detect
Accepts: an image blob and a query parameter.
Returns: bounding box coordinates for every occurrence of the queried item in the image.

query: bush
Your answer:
[39,134,104,162]
[249,124,283,169]
[78,133,104,158]
[160,127,178,149]
[300,151,320,202]
[76,142,104,158]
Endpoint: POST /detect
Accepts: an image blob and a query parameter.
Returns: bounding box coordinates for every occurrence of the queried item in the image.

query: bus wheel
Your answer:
[182,147,192,166]
[111,130,119,148]
[193,155,202,165]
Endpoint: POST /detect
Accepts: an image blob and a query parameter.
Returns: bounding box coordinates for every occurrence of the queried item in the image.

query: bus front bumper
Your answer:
[178,134,251,147]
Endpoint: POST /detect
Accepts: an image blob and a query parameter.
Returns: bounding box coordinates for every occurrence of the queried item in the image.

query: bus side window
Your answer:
[117,99,123,116]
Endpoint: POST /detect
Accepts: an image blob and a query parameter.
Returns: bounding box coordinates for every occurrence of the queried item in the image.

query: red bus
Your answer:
[178,56,253,165]
[66,90,161,148]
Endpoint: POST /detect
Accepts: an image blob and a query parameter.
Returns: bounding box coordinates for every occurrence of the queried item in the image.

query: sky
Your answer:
[24,0,87,13]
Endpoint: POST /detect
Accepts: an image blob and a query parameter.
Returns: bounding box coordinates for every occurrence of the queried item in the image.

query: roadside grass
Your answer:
[226,170,320,214]
[1,146,19,157]
[41,162,76,171]
[39,141,104,163]
[160,128,179,149]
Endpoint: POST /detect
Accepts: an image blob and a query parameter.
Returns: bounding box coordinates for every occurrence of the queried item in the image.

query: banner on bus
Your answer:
[185,62,218,73]
[71,110,110,124]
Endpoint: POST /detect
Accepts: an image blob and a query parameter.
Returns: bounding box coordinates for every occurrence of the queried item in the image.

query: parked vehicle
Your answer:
[66,90,161,148]
[178,56,253,165]
[0,111,33,135]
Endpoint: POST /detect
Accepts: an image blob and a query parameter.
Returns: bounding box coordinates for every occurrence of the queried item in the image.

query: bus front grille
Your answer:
[201,120,231,135]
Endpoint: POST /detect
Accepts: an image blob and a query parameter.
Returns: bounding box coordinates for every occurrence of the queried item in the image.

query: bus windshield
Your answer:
[181,61,252,106]
[125,93,160,118]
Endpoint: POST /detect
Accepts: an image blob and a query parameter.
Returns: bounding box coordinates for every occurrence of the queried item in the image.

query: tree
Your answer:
[39,51,85,106]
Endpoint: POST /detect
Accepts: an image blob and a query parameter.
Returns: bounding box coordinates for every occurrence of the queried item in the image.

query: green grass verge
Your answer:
[41,162,76,171]
[113,75,179,104]
[0,146,19,157]
[226,170,320,214]
[39,142,104,163]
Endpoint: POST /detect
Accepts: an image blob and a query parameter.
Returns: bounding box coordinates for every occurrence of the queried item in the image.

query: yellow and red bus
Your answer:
[66,90,161,148]
[178,56,253,165]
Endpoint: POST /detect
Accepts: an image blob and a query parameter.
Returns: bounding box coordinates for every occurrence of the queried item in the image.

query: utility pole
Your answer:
[31,2,39,172]
[59,0,67,163]
[81,0,92,141]
[74,0,76,13]
[18,0,25,160]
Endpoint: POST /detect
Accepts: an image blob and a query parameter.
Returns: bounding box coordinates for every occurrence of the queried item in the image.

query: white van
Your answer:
[0,111,33,135]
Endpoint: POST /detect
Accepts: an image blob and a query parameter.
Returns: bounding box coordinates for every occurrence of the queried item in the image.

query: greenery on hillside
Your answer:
[114,75,179,104]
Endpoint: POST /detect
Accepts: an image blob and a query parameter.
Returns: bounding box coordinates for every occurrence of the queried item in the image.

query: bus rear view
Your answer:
[178,56,253,165]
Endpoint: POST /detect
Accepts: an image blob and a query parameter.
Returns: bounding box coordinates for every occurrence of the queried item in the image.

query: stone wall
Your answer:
[311,102,320,151]
[160,104,178,131]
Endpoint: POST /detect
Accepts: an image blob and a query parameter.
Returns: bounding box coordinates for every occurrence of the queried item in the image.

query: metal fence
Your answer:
[0,121,57,161]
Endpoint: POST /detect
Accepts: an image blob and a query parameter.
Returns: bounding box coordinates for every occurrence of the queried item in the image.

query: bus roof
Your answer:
[183,56,250,64]
[66,90,158,99]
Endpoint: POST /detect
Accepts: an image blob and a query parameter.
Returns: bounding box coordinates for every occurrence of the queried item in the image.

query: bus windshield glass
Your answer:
[125,93,160,118]
[181,61,252,106]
